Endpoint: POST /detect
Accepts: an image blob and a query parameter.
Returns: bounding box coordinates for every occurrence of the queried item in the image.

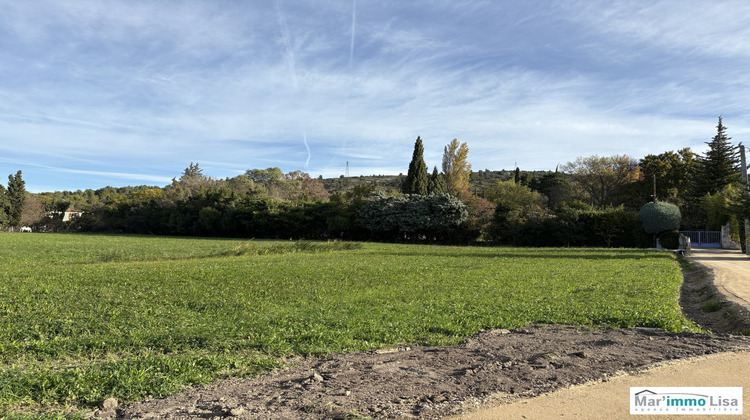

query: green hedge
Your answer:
[491,207,652,247]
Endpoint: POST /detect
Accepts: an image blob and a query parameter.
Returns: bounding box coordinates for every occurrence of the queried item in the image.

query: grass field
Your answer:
[0,233,697,416]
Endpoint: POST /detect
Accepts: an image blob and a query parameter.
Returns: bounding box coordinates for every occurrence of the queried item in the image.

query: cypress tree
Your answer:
[0,185,9,227]
[694,117,740,197]
[403,136,429,195]
[428,166,448,194]
[7,170,26,227]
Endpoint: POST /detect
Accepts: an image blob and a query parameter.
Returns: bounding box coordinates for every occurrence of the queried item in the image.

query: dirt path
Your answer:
[110,252,750,419]
[448,351,750,419]
[689,248,750,309]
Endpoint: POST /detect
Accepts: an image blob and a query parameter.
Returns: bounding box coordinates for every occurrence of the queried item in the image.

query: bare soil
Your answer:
[110,260,750,420]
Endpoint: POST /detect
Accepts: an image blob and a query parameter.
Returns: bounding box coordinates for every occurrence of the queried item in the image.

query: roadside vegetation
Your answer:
[1,234,698,416]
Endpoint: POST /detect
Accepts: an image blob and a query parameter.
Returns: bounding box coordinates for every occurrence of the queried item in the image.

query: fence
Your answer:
[679,231,721,248]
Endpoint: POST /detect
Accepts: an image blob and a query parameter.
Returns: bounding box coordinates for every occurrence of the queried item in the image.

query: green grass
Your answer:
[0,234,243,266]
[0,233,698,416]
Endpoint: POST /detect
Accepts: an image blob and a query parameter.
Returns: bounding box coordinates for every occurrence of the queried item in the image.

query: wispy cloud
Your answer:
[0,158,172,192]
[1,1,749,191]
[573,1,750,59]
[54,168,173,184]
[275,0,298,90]
[349,0,357,68]
[302,132,311,169]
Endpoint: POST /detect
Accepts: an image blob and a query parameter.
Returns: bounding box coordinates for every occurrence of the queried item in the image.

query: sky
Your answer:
[2,1,750,192]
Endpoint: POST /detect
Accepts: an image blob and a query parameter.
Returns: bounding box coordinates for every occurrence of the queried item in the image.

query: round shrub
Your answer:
[638,201,681,235]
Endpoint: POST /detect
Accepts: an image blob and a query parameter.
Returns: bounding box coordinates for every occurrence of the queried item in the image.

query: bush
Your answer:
[658,231,681,249]
[578,207,651,248]
[638,201,681,235]
[490,206,651,247]
[456,191,496,243]
[358,193,469,242]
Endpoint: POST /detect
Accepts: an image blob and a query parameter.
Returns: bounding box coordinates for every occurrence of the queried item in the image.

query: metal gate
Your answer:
[679,231,721,248]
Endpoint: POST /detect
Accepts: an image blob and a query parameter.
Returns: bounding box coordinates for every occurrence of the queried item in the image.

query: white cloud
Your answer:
[576,1,750,59]
[1,0,749,191]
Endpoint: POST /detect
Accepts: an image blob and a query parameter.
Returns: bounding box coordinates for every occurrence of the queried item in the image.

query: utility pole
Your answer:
[652,174,657,202]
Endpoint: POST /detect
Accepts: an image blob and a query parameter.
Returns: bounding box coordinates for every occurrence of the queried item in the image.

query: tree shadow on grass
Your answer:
[378,249,673,260]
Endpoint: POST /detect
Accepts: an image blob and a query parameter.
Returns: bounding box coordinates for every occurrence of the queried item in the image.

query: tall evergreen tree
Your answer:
[7,170,26,227]
[403,136,429,195]
[428,166,448,194]
[536,171,573,209]
[0,185,9,227]
[694,117,740,197]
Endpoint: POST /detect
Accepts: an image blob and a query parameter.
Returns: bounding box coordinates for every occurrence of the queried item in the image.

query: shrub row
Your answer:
[489,207,652,247]
[64,188,655,248]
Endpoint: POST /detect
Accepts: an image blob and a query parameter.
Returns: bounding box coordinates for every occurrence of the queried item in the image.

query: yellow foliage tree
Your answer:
[442,139,472,195]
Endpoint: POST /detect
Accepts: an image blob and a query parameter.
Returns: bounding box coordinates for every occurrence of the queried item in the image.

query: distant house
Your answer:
[48,208,84,222]
[63,208,84,222]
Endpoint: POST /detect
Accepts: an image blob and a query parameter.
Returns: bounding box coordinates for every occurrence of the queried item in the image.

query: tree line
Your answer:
[13,117,746,247]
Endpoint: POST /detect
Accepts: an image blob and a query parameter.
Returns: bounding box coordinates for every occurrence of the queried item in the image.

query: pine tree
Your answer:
[6,170,26,227]
[403,136,429,195]
[181,162,204,179]
[428,166,448,194]
[694,117,740,197]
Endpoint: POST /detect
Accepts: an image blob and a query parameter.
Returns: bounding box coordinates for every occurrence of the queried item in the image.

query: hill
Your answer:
[321,170,553,195]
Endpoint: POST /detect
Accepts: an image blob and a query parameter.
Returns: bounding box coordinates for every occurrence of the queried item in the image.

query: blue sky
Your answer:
[2,1,750,192]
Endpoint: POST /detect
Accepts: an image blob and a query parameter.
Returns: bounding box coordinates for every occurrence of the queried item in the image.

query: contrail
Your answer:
[303,131,311,168]
[349,0,356,68]
[275,0,298,89]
